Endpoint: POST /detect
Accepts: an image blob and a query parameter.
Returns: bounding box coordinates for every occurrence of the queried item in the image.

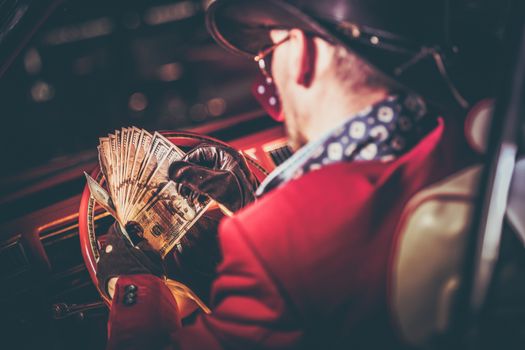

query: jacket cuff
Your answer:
[107,274,181,350]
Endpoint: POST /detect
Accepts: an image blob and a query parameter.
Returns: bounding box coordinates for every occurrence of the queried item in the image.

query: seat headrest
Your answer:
[390,165,482,346]
[464,99,494,154]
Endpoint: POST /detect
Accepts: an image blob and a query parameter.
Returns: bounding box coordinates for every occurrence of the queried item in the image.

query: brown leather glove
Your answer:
[168,144,259,213]
[96,223,165,298]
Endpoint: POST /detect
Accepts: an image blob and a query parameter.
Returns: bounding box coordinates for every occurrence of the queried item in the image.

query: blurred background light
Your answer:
[30,80,54,102]
[129,92,148,112]
[24,48,42,75]
[43,18,113,45]
[207,97,226,117]
[144,1,199,26]
[157,62,183,82]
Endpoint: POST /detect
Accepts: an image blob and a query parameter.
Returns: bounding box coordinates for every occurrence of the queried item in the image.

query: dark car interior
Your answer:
[0,0,524,349]
[0,1,290,348]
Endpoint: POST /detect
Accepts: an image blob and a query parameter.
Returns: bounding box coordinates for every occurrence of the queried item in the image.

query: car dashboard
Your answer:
[0,1,293,348]
[0,112,292,349]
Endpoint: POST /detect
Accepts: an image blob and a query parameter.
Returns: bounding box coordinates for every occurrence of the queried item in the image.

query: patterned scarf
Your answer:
[256,94,435,196]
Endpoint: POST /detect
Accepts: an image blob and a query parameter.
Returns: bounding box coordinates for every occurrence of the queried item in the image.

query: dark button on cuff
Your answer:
[122,295,136,306]
[122,284,138,306]
[125,284,137,293]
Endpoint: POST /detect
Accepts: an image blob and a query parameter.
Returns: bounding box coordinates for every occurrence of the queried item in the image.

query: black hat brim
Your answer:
[205,0,472,110]
[205,0,415,84]
[205,0,337,57]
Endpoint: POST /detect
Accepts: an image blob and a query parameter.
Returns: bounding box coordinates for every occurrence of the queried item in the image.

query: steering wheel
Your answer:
[78,131,268,316]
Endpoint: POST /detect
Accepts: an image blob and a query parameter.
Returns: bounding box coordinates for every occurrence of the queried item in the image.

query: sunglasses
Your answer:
[253,35,291,82]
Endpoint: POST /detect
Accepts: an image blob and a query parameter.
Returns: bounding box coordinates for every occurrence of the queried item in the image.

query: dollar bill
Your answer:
[114,130,121,197]
[126,132,184,220]
[117,128,126,214]
[84,172,119,223]
[88,127,213,258]
[129,145,185,219]
[97,144,109,186]
[122,127,141,221]
[108,133,119,217]
[124,130,153,221]
[133,181,211,257]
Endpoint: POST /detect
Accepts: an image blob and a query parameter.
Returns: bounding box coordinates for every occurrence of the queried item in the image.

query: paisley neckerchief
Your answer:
[256,94,436,196]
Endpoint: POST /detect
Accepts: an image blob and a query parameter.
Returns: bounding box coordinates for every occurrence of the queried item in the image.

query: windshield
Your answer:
[0,0,259,182]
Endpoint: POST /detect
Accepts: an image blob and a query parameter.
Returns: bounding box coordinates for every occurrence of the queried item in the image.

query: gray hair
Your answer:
[333,45,401,93]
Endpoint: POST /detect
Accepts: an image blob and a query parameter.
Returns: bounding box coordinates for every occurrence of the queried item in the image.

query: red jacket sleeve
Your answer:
[106,274,181,350]
[106,216,303,350]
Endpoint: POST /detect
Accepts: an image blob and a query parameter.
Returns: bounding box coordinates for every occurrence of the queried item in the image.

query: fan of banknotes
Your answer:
[85,127,212,258]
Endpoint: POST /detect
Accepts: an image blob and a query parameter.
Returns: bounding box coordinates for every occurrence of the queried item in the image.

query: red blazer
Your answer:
[106,117,476,350]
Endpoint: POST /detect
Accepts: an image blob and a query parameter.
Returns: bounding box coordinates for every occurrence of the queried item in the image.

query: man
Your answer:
[98,0,488,349]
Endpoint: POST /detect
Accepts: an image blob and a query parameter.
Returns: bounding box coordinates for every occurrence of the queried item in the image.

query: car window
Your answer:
[0,0,258,179]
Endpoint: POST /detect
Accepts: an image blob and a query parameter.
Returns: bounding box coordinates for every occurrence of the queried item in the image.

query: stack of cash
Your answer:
[85,127,211,257]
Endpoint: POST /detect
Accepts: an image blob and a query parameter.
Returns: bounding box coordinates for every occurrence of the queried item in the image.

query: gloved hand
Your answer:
[96,222,165,299]
[168,144,259,213]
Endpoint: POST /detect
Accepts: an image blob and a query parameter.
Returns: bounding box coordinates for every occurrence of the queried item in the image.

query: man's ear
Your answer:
[288,29,316,87]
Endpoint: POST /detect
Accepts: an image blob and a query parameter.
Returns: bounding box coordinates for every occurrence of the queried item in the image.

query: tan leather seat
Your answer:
[389,100,494,346]
[390,165,481,346]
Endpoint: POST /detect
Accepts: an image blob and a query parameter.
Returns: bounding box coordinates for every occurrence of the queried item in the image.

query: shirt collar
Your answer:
[256,94,432,196]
